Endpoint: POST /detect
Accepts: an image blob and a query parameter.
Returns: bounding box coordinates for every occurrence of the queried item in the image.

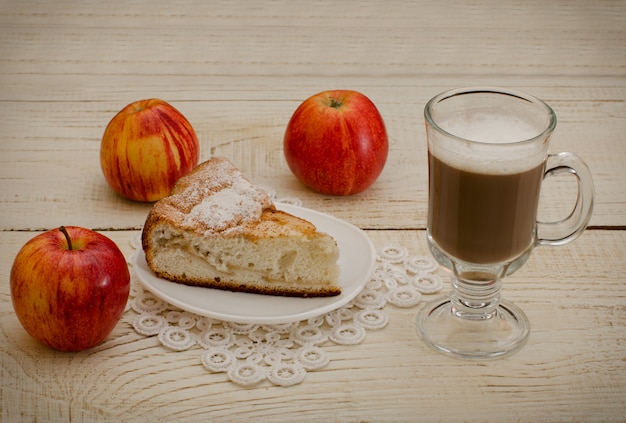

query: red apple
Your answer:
[10,226,130,351]
[100,98,200,202]
[283,90,388,195]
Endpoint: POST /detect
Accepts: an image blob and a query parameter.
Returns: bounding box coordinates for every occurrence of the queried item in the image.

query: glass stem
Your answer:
[449,268,504,320]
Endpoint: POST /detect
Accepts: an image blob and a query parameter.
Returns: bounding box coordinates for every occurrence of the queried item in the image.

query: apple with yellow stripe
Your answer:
[10,226,130,351]
[100,98,200,202]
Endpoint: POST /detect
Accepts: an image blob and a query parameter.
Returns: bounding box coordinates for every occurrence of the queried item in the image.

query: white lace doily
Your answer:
[125,196,442,387]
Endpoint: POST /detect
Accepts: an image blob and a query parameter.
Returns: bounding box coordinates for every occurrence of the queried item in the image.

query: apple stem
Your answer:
[59,226,73,251]
[329,98,343,109]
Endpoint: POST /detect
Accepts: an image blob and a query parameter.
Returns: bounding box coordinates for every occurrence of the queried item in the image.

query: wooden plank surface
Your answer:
[1,0,625,421]
[1,1,624,80]
[1,229,625,422]
[0,1,625,231]
[1,90,625,231]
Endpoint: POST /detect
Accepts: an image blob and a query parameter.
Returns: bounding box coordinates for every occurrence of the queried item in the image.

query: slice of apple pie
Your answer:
[141,157,341,297]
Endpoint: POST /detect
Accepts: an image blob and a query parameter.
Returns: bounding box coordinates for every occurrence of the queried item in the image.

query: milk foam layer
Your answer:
[440,111,540,144]
[429,112,548,175]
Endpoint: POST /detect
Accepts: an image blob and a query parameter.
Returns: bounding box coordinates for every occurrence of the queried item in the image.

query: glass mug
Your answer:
[416,87,594,359]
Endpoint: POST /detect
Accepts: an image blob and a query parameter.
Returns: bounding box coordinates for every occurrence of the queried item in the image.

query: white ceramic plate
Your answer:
[131,203,376,324]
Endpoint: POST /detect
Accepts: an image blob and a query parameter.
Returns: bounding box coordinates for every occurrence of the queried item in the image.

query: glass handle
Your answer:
[537,152,595,246]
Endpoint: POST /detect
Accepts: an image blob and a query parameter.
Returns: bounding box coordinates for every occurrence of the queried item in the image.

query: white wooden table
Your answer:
[1,1,625,421]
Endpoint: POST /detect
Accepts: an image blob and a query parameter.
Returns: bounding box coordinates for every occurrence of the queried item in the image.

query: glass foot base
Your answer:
[416,297,530,359]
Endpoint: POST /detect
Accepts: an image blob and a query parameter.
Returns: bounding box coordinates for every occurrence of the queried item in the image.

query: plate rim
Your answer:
[131,203,376,324]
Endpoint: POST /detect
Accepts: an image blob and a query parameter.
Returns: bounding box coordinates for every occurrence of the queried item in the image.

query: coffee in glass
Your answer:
[417,87,594,359]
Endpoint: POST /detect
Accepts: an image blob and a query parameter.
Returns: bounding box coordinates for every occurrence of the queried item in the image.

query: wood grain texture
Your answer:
[1,0,625,421]
[1,92,624,230]
[1,230,625,422]
[0,1,625,230]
